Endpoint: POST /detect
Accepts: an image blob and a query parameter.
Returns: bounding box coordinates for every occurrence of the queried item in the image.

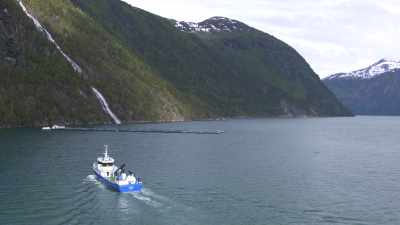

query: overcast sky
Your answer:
[122,0,399,78]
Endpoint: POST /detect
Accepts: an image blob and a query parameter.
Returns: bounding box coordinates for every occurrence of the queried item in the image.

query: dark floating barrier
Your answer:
[45,127,224,135]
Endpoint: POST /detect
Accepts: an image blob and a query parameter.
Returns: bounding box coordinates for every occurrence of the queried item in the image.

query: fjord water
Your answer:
[1,117,400,225]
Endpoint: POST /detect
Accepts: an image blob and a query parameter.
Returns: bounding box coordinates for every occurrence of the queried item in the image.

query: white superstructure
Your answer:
[93,145,137,186]
[94,145,116,178]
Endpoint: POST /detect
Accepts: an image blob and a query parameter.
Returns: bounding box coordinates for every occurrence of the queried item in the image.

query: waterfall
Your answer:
[91,87,122,125]
[17,0,122,125]
[17,0,82,73]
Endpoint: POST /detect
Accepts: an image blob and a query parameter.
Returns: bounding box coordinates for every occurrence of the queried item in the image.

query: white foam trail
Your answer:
[85,175,163,208]
[117,197,129,209]
[17,0,82,74]
[85,174,96,181]
[141,188,170,202]
[91,87,122,125]
[83,175,97,183]
[130,192,163,208]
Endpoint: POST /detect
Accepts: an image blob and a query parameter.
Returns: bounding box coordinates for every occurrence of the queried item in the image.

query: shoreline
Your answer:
[0,114,355,129]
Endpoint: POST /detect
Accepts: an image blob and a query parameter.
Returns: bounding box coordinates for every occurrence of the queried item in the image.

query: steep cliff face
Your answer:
[0,0,351,127]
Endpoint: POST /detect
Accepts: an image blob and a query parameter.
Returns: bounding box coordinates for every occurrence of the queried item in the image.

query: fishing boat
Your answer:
[92,145,143,192]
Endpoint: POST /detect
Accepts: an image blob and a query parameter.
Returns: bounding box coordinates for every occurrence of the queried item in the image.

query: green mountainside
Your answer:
[0,0,104,126]
[0,0,351,127]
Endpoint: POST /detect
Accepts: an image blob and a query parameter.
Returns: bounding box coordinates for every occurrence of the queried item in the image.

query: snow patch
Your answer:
[174,17,249,33]
[368,60,400,76]
[91,87,122,125]
[175,21,211,32]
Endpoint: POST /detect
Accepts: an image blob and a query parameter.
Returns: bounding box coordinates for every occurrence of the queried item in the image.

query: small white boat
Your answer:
[51,125,65,129]
[41,125,66,130]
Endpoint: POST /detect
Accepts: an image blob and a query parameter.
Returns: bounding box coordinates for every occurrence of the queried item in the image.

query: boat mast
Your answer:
[104,145,109,159]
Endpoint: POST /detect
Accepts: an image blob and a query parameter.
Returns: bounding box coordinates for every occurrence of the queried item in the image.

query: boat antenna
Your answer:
[104,145,109,159]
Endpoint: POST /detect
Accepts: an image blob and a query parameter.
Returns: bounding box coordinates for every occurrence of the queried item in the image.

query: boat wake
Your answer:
[83,175,207,224]
[141,188,170,202]
[133,189,207,224]
[83,174,103,188]
[44,175,102,225]
[84,175,166,208]
[83,174,98,183]
[84,174,96,182]
[129,191,164,208]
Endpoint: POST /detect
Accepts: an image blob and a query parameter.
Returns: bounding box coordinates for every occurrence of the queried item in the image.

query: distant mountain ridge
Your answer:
[0,0,351,127]
[326,58,400,80]
[324,59,400,115]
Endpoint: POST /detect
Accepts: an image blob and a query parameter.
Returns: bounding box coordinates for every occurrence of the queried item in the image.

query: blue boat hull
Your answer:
[93,170,143,192]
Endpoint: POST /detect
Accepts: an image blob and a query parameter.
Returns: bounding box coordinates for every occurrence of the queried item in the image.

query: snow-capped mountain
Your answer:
[175,16,254,33]
[323,58,400,115]
[326,58,400,80]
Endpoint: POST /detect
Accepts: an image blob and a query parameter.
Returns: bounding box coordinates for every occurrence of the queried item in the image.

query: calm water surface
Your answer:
[1,117,400,225]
